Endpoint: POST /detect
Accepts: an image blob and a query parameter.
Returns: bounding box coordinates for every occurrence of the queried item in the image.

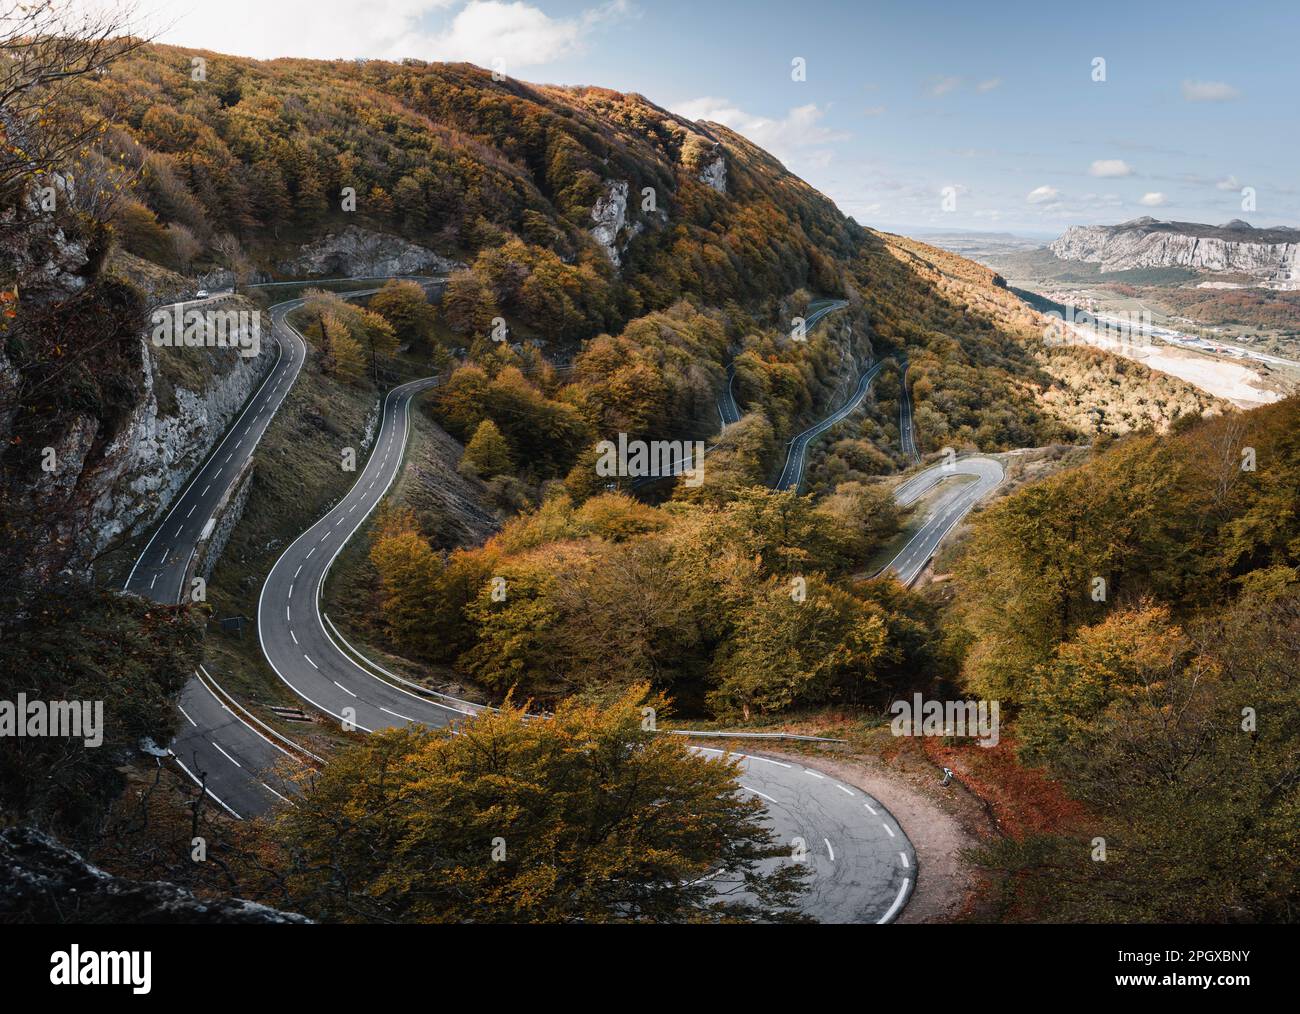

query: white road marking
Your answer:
[824,838,835,861]
[261,781,292,804]
[380,706,414,722]
[741,784,777,803]
[306,547,315,558]
[804,770,825,780]
[333,681,357,698]
[836,784,855,796]
[881,822,895,838]
[900,852,910,868]
[178,705,196,726]
[290,629,298,645]
[201,484,210,496]
[864,802,878,815]
[149,574,157,589]
[750,756,793,769]
[171,757,241,819]
[293,565,301,578]
[186,505,196,518]
[210,741,242,768]
[304,655,318,669]
[877,878,910,924]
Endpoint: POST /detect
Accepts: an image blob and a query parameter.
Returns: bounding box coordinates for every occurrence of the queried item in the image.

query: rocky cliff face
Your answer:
[1050,218,1300,288]
[0,827,310,923]
[590,180,630,266]
[1,312,273,588]
[698,153,728,194]
[279,224,462,278]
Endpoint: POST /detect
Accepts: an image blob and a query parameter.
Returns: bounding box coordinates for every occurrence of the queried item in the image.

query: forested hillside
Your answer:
[952,397,1300,921]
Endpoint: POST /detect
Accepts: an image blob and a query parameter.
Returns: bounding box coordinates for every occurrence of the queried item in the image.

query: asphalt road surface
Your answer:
[776,360,886,491]
[882,455,1004,586]
[124,282,437,817]
[898,358,921,463]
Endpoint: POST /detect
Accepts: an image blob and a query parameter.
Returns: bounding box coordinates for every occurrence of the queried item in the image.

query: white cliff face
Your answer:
[2,319,275,587]
[280,225,463,278]
[88,335,276,558]
[698,154,727,194]
[1050,219,1300,288]
[590,180,629,266]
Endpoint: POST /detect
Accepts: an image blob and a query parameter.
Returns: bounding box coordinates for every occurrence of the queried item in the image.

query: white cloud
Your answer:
[1181,80,1242,102]
[1216,174,1241,191]
[426,0,628,68]
[130,0,628,67]
[1027,185,1060,204]
[1089,159,1133,178]
[1139,192,1168,207]
[976,77,1001,93]
[672,98,849,168]
[927,75,962,97]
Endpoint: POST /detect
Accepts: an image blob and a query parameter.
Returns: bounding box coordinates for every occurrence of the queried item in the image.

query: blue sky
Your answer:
[148,0,1300,236]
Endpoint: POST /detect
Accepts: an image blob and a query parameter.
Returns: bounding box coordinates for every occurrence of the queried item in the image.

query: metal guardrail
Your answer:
[663,729,848,744]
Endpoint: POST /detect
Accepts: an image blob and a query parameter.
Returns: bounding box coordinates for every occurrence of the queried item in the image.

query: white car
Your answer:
[195,289,209,298]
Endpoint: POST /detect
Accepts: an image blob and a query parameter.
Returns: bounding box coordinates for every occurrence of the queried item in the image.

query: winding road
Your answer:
[122,283,998,922]
[898,358,921,464]
[881,455,1004,586]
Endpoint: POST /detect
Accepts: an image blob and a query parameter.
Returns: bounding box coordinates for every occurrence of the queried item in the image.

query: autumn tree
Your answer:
[275,686,808,922]
[369,278,438,346]
[369,507,439,656]
[441,269,498,337]
[460,418,512,479]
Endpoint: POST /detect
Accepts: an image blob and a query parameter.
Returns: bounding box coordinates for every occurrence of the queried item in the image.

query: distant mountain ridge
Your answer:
[1049,217,1300,288]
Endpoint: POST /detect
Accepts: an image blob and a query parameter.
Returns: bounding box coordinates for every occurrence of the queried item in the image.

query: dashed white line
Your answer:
[881,822,896,838]
[304,654,318,669]
[333,680,357,698]
[824,838,835,861]
[836,784,855,796]
[290,629,298,645]
[804,770,825,780]
[741,784,777,803]
[900,852,910,868]
[380,706,414,722]
[178,705,196,726]
[210,741,242,768]
[864,802,878,816]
